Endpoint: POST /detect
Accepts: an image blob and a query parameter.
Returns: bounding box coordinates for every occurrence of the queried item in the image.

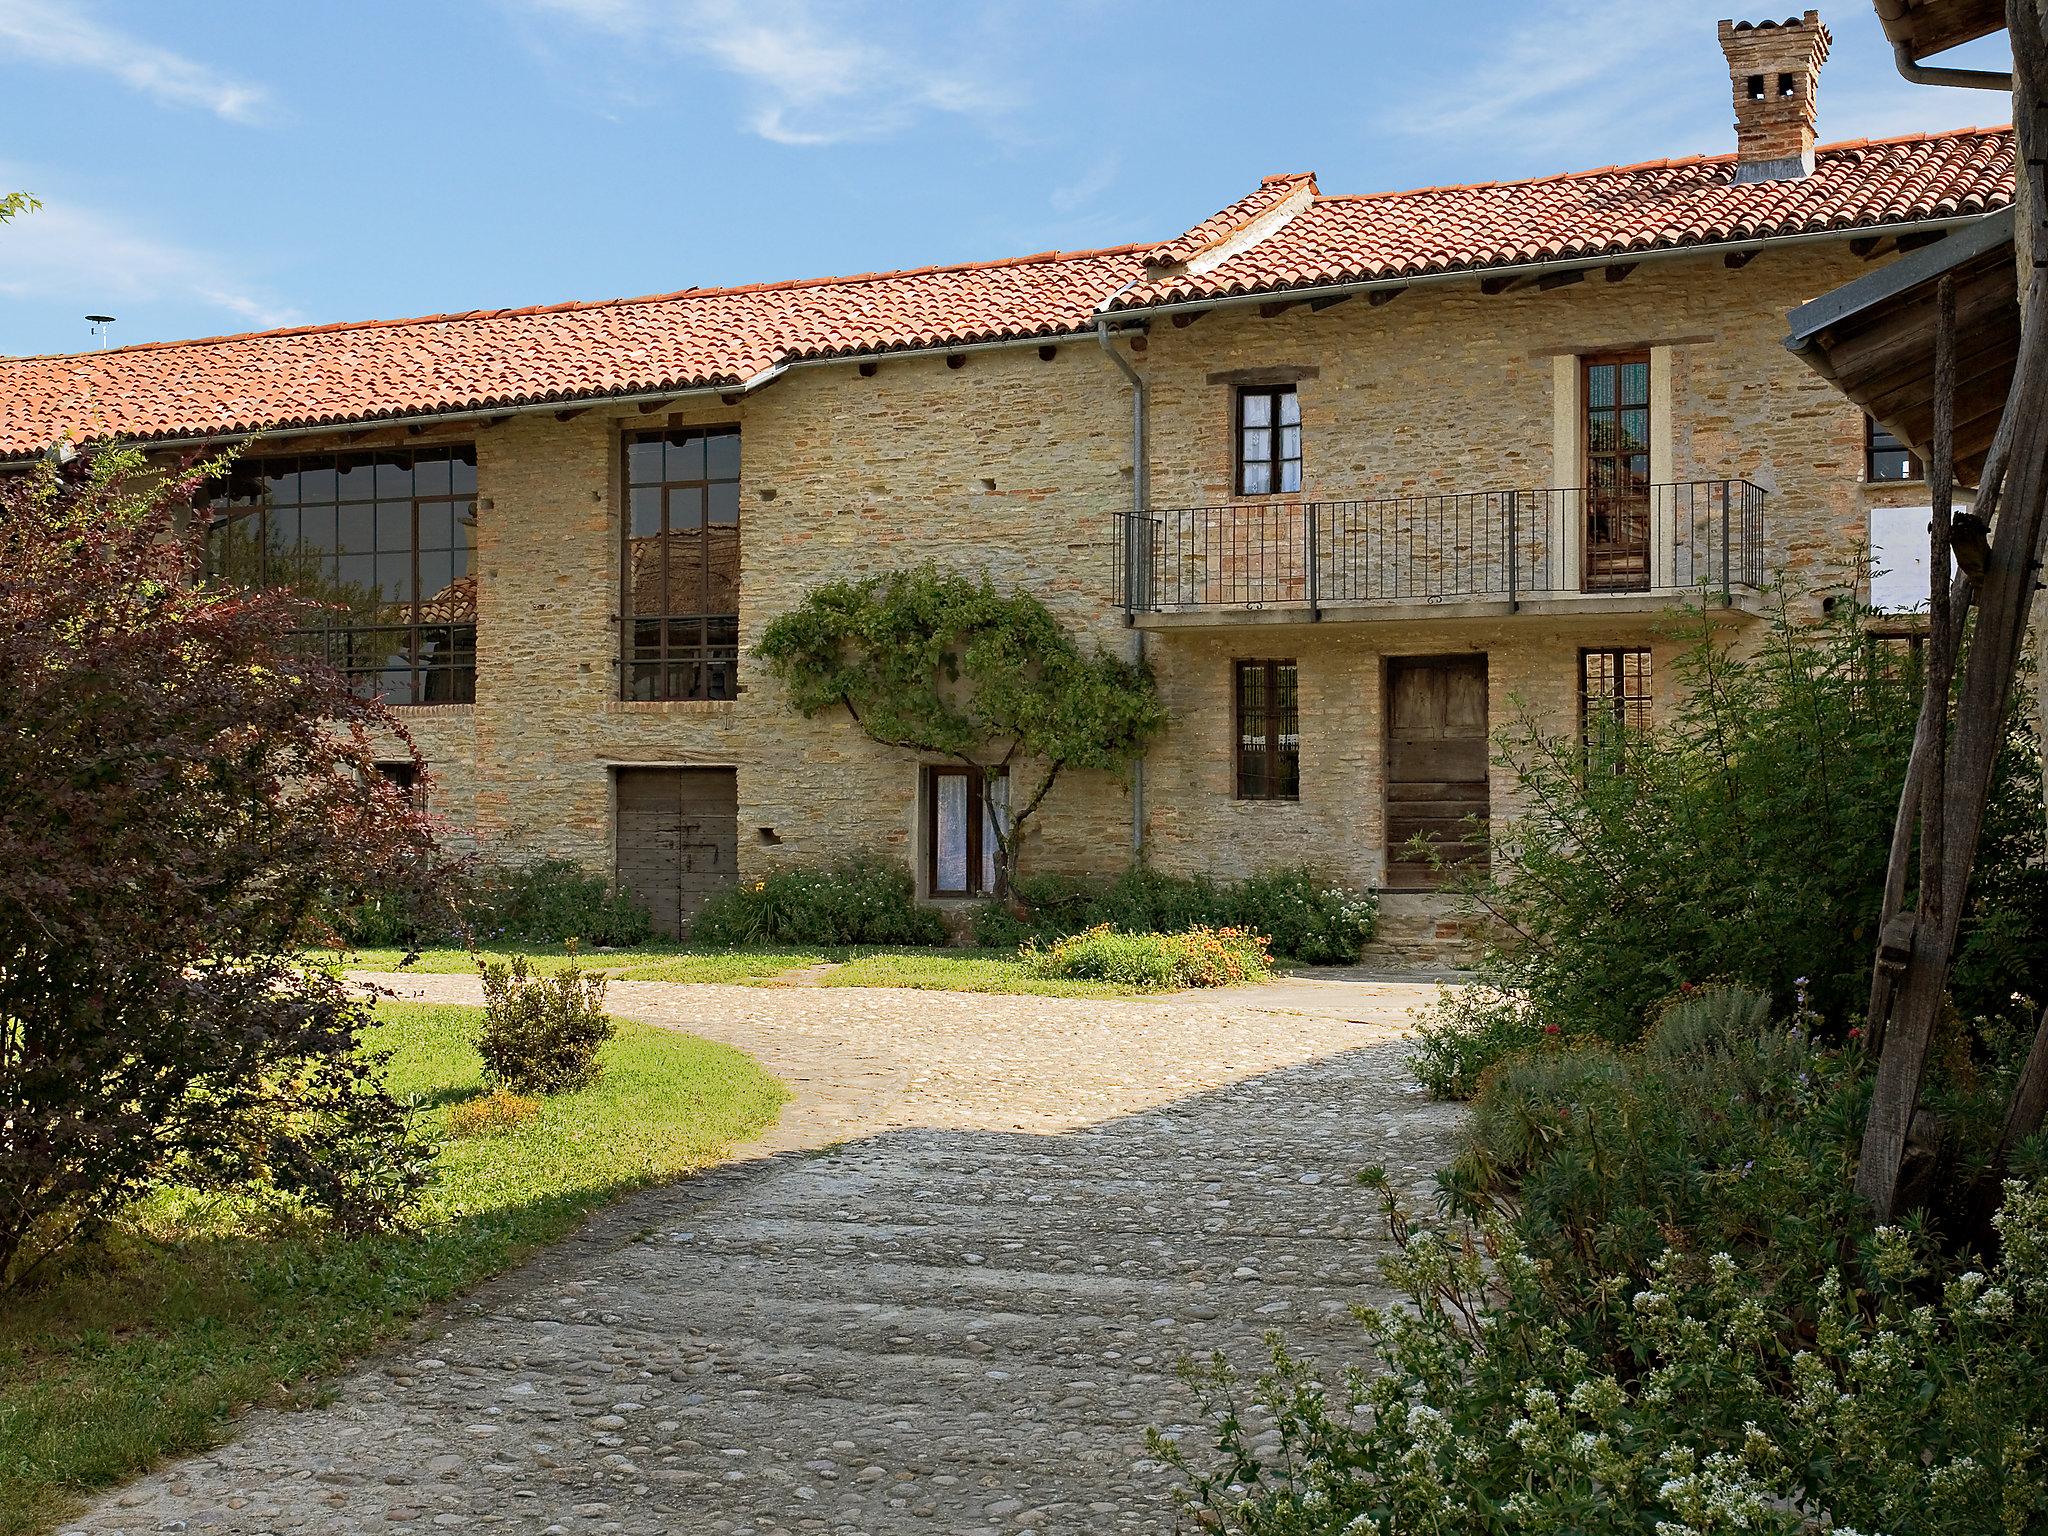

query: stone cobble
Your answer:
[63,974,1459,1536]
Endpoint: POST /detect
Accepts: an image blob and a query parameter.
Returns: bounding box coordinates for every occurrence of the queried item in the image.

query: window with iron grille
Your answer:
[1866,415,1923,482]
[201,447,478,705]
[623,427,740,702]
[1235,659,1300,800]
[1580,648,1652,758]
[1235,385,1301,496]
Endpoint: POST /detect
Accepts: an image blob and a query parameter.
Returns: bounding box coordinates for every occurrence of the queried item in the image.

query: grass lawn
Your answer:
[0,1002,785,1536]
[323,942,830,983]
[817,948,1143,998]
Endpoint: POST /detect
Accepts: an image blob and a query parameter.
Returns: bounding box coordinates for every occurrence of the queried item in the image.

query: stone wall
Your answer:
[375,241,1892,895]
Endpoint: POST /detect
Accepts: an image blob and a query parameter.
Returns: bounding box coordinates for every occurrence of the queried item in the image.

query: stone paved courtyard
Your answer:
[65,973,1460,1536]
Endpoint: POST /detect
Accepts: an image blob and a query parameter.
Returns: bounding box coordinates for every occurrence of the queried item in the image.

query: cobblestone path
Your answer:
[66,974,1460,1536]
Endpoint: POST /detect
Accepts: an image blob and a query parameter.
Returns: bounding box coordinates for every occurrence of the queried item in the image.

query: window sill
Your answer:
[605,698,740,715]
[389,702,476,719]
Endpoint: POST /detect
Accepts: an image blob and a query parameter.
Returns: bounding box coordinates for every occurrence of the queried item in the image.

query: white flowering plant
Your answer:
[1164,1178,2048,1536]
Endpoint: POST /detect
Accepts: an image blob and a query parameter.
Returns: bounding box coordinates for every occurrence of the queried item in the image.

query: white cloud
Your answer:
[0,0,269,123]
[1370,1,2011,173]
[1050,152,1120,216]
[512,0,1005,145]
[0,198,299,343]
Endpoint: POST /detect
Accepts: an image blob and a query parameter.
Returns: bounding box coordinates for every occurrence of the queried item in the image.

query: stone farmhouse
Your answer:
[0,14,2019,934]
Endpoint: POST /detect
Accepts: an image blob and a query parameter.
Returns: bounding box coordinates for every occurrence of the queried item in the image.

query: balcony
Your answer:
[1113,480,1767,624]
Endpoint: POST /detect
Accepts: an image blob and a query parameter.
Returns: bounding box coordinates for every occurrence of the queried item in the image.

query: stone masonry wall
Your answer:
[388,241,1893,897]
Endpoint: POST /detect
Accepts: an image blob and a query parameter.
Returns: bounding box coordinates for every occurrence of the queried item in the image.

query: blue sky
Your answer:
[0,0,2015,357]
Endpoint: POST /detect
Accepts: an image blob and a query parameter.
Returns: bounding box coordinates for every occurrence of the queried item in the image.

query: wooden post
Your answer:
[1858,2,2048,1219]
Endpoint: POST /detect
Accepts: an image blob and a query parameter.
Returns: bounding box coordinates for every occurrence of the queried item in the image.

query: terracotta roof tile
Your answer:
[1141,172,1318,269]
[0,245,1149,457]
[0,127,2015,458]
[1108,126,2015,310]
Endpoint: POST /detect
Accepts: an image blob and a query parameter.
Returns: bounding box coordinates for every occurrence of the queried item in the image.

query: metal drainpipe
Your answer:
[1096,305,1149,864]
[1890,38,2012,91]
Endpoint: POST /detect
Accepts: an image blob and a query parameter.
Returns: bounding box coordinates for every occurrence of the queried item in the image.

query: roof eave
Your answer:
[1101,210,2006,323]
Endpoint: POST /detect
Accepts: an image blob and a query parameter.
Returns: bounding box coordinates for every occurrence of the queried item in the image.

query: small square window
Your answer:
[1580,648,1651,766]
[1235,386,1301,497]
[1866,415,1922,482]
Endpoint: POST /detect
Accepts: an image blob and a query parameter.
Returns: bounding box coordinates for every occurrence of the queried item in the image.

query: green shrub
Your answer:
[1443,984,1867,1312]
[469,858,655,947]
[334,857,655,949]
[476,955,616,1095]
[1462,602,2046,1053]
[1169,1177,2048,1536]
[978,865,1375,963]
[690,854,948,947]
[1020,924,1271,991]
[1407,979,1547,1099]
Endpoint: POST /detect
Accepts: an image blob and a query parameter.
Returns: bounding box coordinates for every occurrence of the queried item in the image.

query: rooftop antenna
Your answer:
[86,314,115,349]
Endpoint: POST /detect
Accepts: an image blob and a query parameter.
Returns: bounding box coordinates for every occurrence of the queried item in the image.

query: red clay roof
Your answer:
[1110,126,2015,310]
[1140,172,1318,269]
[0,126,2016,458]
[0,245,1149,457]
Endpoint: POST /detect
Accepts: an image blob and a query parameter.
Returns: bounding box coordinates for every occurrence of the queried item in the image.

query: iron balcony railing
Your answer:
[1114,480,1766,617]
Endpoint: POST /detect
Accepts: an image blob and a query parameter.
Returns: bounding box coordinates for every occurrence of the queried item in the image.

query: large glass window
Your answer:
[202,447,477,705]
[1235,659,1300,800]
[624,426,740,701]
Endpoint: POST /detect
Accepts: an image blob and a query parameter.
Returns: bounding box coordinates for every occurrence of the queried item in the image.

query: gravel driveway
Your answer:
[66,973,1460,1536]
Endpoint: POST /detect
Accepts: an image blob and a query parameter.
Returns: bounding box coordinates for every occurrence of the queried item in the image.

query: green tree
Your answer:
[0,192,37,225]
[756,565,1165,897]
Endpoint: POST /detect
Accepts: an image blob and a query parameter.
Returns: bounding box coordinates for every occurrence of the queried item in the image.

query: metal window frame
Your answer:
[620,423,742,702]
[1864,413,1926,483]
[1233,658,1300,801]
[201,446,478,706]
[1578,646,1653,743]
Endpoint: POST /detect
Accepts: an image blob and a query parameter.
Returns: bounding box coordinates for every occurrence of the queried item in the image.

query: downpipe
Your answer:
[1096,307,1149,862]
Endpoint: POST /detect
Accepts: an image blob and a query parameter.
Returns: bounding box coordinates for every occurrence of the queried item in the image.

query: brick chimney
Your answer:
[1717,12,1832,183]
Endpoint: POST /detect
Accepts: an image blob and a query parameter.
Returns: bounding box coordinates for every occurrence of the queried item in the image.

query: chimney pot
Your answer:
[1717,10,1831,182]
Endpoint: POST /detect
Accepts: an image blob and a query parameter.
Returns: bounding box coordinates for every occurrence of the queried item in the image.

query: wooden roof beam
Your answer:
[1171,310,1206,328]
[1367,286,1406,307]
[1479,273,1528,295]
[1724,249,1758,270]
[1603,263,1638,283]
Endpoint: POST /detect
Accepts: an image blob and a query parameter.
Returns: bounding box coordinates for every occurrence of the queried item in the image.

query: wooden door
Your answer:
[1583,354,1652,592]
[1384,656,1489,890]
[615,767,738,937]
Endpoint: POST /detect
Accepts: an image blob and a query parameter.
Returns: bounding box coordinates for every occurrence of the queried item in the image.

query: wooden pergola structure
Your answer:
[1785,0,2045,1223]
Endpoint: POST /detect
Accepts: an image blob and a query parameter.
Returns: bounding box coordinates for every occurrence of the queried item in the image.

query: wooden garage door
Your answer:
[1384,656,1489,890]
[615,767,738,937]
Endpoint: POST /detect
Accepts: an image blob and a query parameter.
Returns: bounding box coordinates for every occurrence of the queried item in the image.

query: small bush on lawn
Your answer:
[445,1087,542,1139]
[476,955,615,1095]
[977,865,1375,963]
[691,854,948,947]
[1021,924,1271,991]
